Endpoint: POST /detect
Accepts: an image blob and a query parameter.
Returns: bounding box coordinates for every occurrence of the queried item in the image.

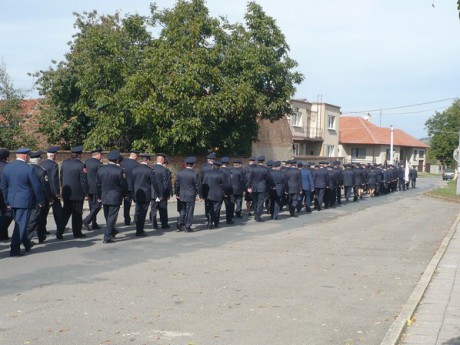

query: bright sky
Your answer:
[1,0,459,139]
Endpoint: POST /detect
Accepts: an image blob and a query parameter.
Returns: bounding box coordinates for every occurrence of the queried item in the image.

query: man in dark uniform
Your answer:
[247,156,272,222]
[0,148,13,241]
[27,151,52,244]
[243,157,256,216]
[298,162,314,213]
[333,161,343,205]
[352,163,364,201]
[120,149,139,225]
[313,161,330,211]
[342,164,355,203]
[151,153,171,229]
[83,149,103,230]
[409,166,418,188]
[132,154,154,236]
[220,156,234,224]
[202,160,225,228]
[200,152,216,224]
[269,161,284,220]
[175,157,200,232]
[41,146,63,235]
[1,148,45,256]
[97,150,127,243]
[284,160,301,217]
[58,145,88,239]
[231,159,245,219]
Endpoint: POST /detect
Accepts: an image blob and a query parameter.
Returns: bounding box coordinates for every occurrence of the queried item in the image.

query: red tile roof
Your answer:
[339,116,428,148]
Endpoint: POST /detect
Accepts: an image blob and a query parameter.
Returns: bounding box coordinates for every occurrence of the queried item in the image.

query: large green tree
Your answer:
[0,63,37,149]
[36,0,303,154]
[425,99,460,166]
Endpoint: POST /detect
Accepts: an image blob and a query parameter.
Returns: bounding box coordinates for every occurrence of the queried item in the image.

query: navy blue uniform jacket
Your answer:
[97,163,128,206]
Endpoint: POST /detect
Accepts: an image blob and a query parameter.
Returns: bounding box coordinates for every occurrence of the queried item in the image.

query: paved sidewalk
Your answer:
[397,213,460,345]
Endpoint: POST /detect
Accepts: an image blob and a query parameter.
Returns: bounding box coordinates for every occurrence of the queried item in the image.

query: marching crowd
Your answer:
[0,146,418,257]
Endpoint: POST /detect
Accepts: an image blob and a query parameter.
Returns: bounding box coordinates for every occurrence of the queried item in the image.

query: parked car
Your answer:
[442,168,455,180]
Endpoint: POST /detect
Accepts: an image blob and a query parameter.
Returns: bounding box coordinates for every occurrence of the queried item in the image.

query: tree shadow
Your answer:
[442,337,460,345]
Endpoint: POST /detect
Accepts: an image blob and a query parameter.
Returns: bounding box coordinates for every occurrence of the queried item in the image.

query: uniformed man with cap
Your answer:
[247,155,273,222]
[41,146,63,235]
[342,164,355,203]
[26,151,52,244]
[220,156,234,224]
[132,154,154,236]
[313,161,330,211]
[200,152,216,224]
[1,148,45,256]
[268,161,284,220]
[243,156,256,216]
[0,148,13,241]
[97,150,128,243]
[83,149,103,230]
[231,159,245,219]
[151,153,171,230]
[58,145,88,239]
[284,159,301,217]
[298,162,314,213]
[175,156,201,232]
[202,160,225,228]
[120,149,140,225]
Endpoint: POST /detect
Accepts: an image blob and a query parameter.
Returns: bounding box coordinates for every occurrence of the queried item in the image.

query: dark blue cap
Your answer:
[90,149,103,154]
[233,159,241,164]
[304,162,311,167]
[207,152,216,159]
[221,156,230,164]
[213,160,222,166]
[16,148,31,154]
[107,150,121,161]
[46,146,59,153]
[273,161,281,167]
[140,153,152,159]
[71,145,83,154]
[297,161,303,167]
[129,149,140,154]
[29,151,43,158]
[156,153,167,158]
[266,160,273,167]
[249,157,256,161]
[185,156,196,164]
[257,155,265,162]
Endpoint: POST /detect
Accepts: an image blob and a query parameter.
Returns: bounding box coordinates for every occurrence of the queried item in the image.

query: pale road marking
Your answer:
[147,330,194,339]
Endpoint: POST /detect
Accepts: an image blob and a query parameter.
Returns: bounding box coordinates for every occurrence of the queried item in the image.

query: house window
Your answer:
[419,150,425,158]
[290,107,302,127]
[327,115,336,130]
[293,143,300,156]
[413,150,417,159]
[326,145,335,157]
[352,148,366,159]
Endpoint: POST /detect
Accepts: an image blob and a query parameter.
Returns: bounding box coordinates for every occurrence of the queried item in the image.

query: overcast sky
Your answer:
[1,0,459,139]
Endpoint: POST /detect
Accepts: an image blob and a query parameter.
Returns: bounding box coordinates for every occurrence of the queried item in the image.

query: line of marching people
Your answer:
[0,145,418,256]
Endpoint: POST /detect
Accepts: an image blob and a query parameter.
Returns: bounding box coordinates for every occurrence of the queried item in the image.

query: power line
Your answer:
[369,106,448,116]
[342,97,458,114]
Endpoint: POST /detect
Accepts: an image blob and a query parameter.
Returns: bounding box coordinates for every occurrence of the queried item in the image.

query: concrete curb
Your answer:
[380,211,460,345]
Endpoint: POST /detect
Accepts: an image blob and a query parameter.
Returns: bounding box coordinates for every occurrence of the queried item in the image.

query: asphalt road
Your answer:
[0,177,458,345]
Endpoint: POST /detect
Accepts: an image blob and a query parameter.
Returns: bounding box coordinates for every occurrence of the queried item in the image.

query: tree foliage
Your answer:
[425,99,460,166]
[35,0,303,154]
[0,63,37,149]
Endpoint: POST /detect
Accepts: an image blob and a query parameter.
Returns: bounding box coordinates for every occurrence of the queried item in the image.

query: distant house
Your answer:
[252,99,342,161]
[338,116,429,171]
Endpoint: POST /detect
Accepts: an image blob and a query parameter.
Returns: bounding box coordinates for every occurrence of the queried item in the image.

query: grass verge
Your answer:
[425,178,460,203]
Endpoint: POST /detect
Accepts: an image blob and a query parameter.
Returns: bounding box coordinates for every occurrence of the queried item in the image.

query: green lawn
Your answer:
[426,178,460,202]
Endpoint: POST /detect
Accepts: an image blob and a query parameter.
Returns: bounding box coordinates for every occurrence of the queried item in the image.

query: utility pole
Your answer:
[390,125,394,165]
[456,130,460,195]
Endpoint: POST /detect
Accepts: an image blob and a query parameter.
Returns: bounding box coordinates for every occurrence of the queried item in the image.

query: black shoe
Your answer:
[83,221,91,231]
[44,230,51,235]
[103,238,115,243]
[136,232,147,237]
[235,214,242,219]
[92,223,101,230]
[74,233,87,238]
[226,220,235,225]
[38,237,47,244]
[56,234,64,240]
[185,227,194,232]
[10,251,25,257]
[207,224,214,229]
[161,225,170,230]
[124,221,131,226]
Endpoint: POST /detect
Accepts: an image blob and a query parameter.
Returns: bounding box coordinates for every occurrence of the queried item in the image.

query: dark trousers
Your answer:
[206,199,223,226]
[336,187,342,204]
[179,200,195,229]
[135,202,149,234]
[123,192,134,224]
[297,190,312,212]
[103,204,120,241]
[27,206,47,242]
[252,192,265,220]
[270,192,282,219]
[151,200,168,228]
[84,193,102,225]
[344,186,352,202]
[411,179,416,188]
[398,178,406,191]
[223,196,234,223]
[288,193,298,215]
[0,208,13,239]
[233,194,243,216]
[315,188,325,210]
[42,198,63,232]
[60,200,84,236]
[10,208,32,255]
